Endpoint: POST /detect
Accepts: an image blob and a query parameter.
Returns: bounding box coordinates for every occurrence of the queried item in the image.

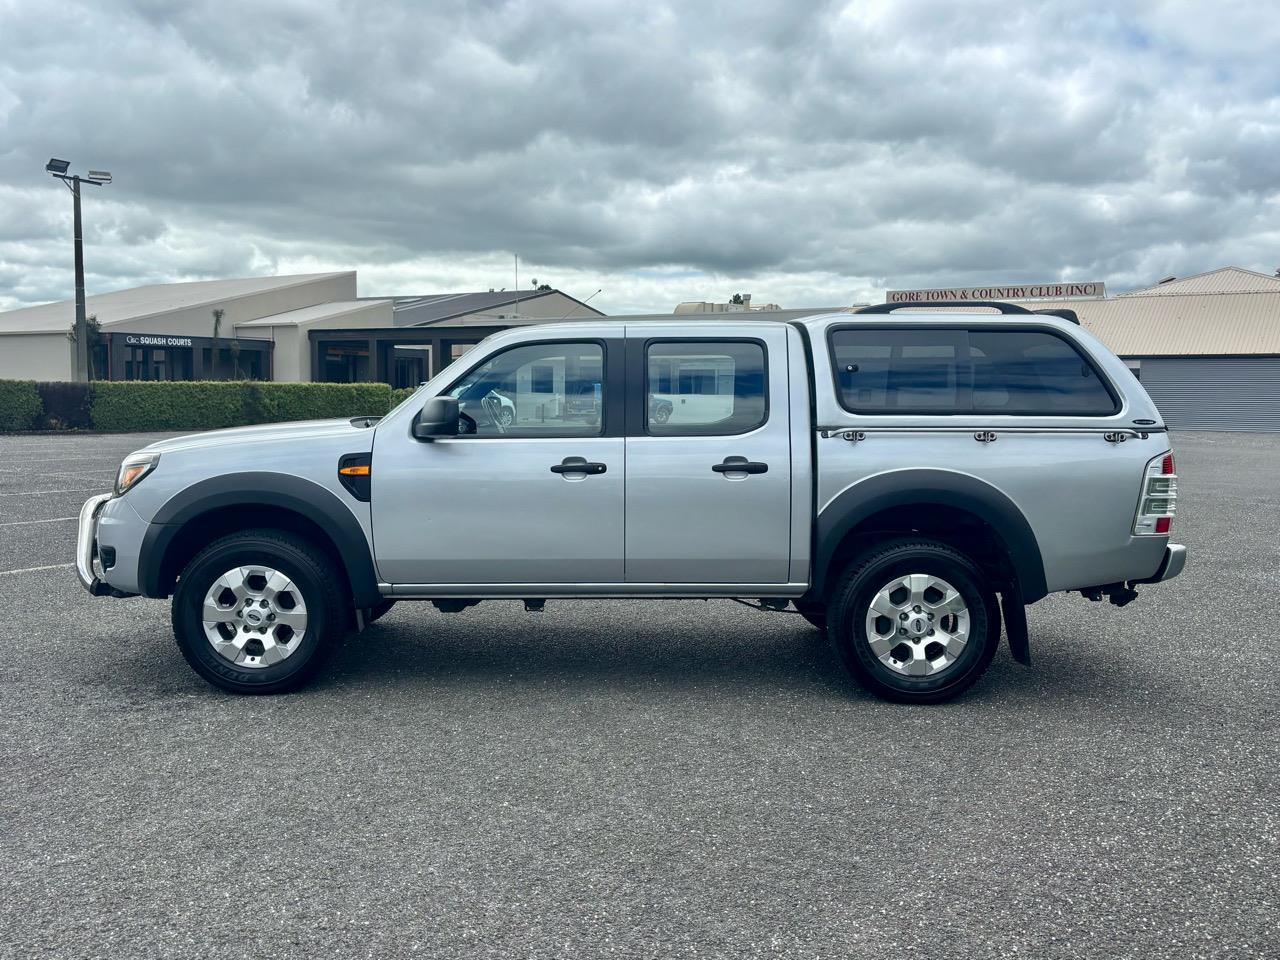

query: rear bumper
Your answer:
[75,493,113,595]
[1133,543,1186,584]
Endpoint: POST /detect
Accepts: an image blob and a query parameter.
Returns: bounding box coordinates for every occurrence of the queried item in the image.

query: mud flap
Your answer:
[1000,587,1030,666]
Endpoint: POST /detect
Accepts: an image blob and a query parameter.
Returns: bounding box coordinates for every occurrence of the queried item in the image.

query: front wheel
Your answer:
[172,529,350,694]
[828,539,999,704]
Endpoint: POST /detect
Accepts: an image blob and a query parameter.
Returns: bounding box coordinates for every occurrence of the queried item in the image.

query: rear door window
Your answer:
[646,340,767,435]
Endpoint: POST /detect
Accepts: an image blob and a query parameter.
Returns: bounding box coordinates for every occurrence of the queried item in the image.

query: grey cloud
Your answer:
[1,0,1278,315]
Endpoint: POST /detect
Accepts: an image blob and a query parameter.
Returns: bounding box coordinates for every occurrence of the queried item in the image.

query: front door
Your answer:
[624,327,793,584]
[372,338,624,585]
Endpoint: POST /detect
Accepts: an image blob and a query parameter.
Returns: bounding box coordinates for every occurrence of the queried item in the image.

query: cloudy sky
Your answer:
[0,0,1277,314]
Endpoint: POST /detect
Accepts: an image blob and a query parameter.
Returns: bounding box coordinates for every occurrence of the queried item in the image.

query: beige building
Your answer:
[1002,267,1280,432]
[0,274,602,386]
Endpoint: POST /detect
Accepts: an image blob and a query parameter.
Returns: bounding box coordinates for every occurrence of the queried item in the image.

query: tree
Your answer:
[730,293,744,304]
[211,308,225,379]
[67,315,104,379]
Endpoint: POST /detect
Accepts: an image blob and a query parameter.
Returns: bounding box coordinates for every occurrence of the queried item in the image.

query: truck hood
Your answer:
[141,417,379,455]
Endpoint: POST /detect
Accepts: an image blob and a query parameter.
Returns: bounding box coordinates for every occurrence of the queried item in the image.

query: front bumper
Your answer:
[1134,543,1186,584]
[76,493,114,596]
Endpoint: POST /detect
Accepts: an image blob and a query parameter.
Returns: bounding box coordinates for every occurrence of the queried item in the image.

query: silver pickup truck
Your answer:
[77,302,1185,703]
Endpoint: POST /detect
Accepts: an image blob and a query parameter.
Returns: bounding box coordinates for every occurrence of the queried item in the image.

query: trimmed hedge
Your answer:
[0,380,41,431]
[35,382,92,430]
[0,379,399,432]
[389,386,417,408]
[89,381,254,432]
[245,382,393,424]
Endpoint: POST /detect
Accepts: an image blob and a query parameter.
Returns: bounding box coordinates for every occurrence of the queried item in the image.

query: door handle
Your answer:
[551,456,607,475]
[712,456,768,475]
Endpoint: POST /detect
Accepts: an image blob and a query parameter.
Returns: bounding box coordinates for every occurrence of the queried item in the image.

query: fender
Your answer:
[812,468,1048,603]
[138,472,381,607]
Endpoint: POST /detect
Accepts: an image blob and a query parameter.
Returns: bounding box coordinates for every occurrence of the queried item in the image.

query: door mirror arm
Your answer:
[413,396,460,441]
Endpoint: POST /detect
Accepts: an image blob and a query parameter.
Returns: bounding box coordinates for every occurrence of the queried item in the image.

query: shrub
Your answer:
[3,378,405,433]
[389,387,417,409]
[245,382,392,424]
[35,381,92,430]
[0,380,41,431]
[89,381,248,432]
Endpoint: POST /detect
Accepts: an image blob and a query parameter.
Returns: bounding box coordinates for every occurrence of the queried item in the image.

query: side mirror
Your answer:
[413,396,459,441]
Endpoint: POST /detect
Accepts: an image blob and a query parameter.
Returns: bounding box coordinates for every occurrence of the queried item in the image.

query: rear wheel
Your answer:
[172,529,349,694]
[829,539,999,704]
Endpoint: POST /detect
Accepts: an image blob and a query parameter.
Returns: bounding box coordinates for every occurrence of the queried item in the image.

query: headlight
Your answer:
[115,452,160,496]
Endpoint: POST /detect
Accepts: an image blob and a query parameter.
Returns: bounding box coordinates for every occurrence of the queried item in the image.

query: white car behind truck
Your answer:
[78,301,1185,703]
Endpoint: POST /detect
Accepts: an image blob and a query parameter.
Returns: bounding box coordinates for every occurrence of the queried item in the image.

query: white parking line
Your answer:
[0,470,112,483]
[0,487,102,497]
[0,516,77,526]
[0,562,74,577]
[8,456,125,463]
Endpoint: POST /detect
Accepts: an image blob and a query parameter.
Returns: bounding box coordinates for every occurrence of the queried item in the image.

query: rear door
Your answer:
[624,325,793,584]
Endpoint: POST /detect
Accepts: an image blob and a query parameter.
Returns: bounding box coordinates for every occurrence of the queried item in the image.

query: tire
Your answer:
[498,408,515,427]
[172,529,350,694]
[793,600,827,631]
[828,539,999,704]
[366,600,396,623]
[653,406,671,424]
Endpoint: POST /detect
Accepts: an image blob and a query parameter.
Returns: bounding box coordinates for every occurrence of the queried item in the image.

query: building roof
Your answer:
[236,299,392,329]
[1118,266,1280,297]
[0,273,354,335]
[1009,292,1280,356]
[612,306,862,324]
[391,289,605,326]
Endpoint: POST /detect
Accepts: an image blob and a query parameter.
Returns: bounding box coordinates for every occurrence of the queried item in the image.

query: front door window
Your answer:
[447,342,604,437]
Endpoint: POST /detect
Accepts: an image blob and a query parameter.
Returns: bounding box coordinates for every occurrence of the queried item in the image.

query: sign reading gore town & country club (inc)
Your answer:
[123,334,195,347]
[885,282,1106,303]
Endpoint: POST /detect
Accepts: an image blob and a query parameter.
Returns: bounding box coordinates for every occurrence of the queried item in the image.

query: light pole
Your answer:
[46,159,111,382]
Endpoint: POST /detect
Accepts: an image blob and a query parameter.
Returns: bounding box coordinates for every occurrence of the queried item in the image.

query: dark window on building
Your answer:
[319,341,371,383]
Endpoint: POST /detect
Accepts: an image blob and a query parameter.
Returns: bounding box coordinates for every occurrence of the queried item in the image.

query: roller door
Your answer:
[1137,358,1280,432]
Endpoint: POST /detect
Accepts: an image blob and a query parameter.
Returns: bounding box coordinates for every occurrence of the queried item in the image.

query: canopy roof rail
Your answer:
[856,300,1034,315]
[1032,308,1081,325]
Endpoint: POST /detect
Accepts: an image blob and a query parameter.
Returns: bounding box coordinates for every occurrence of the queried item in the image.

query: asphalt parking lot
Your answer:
[0,430,1276,959]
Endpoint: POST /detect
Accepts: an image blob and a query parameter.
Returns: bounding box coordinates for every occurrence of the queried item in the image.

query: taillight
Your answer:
[1134,451,1177,536]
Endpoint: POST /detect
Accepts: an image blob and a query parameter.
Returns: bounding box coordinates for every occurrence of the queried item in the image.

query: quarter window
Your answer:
[646,341,767,435]
[446,341,604,437]
[969,331,1116,415]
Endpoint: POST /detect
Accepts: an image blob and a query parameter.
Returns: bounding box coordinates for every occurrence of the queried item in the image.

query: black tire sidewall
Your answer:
[173,535,339,693]
[833,544,997,701]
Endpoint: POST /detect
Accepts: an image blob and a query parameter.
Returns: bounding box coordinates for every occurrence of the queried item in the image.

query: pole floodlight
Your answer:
[45,157,111,382]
